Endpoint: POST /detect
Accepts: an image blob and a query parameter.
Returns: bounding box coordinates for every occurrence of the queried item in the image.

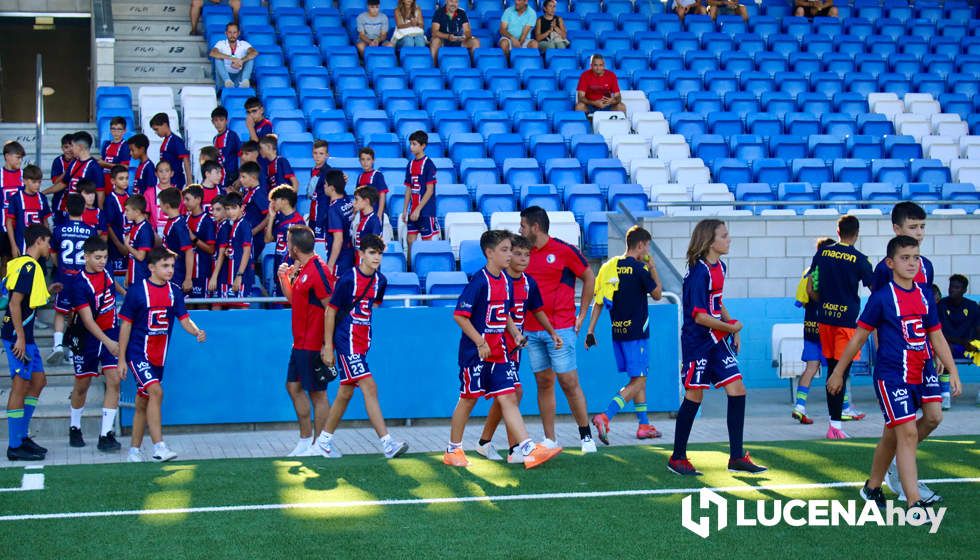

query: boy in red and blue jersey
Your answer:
[444,230,562,469]
[670,219,766,476]
[211,106,241,182]
[182,186,217,300]
[6,165,53,258]
[50,134,75,186]
[209,192,253,299]
[77,180,107,235]
[199,161,224,215]
[123,195,155,287]
[245,96,273,141]
[48,193,98,365]
[238,161,270,277]
[807,215,874,439]
[308,140,335,242]
[587,226,665,445]
[149,113,192,190]
[119,246,206,462]
[357,147,389,218]
[97,117,131,196]
[323,169,355,275]
[350,186,382,265]
[103,165,131,277]
[127,134,156,195]
[45,132,102,226]
[1,142,27,268]
[476,233,564,463]
[258,135,299,191]
[401,130,440,259]
[264,186,306,295]
[64,236,123,452]
[317,234,409,459]
[828,236,961,510]
[157,188,194,293]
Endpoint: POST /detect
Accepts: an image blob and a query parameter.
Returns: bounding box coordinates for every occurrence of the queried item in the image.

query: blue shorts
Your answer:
[874,377,941,428]
[287,348,329,392]
[458,360,518,399]
[613,338,649,377]
[127,357,164,398]
[109,257,127,276]
[407,216,440,240]
[72,330,120,377]
[682,340,742,390]
[800,339,827,365]
[54,290,73,315]
[526,327,578,374]
[337,352,372,386]
[3,341,44,380]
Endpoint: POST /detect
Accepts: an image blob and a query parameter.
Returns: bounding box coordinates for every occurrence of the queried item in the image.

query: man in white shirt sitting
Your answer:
[209,22,258,89]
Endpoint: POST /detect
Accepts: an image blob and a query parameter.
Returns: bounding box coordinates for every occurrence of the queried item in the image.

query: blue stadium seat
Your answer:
[948,73,980,98]
[634,70,667,94]
[498,90,535,117]
[878,72,911,98]
[474,48,508,72]
[872,160,910,185]
[529,134,568,161]
[686,92,723,116]
[735,183,777,211]
[844,72,877,97]
[725,92,760,117]
[488,134,526,167]
[862,182,900,212]
[300,89,335,117]
[761,91,796,118]
[433,111,472,139]
[723,53,754,76]
[857,114,894,136]
[310,109,347,137]
[730,135,768,160]
[687,51,719,75]
[460,159,500,190]
[821,113,858,137]
[833,92,868,119]
[942,183,980,213]
[475,184,516,219]
[545,158,585,187]
[788,53,821,76]
[564,184,605,222]
[421,90,457,114]
[516,112,551,142]
[797,92,833,116]
[711,159,752,187]
[553,111,590,138]
[448,133,486,162]
[845,136,882,160]
[583,212,609,259]
[819,182,860,212]
[702,33,735,58]
[910,159,951,186]
[833,159,872,185]
[392,110,431,139]
[669,112,707,138]
[734,33,766,56]
[884,135,923,159]
[754,52,788,76]
[754,158,791,186]
[704,70,739,98]
[365,133,403,158]
[520,184,561,211]
[822,53,855,78]
[436,48,471,73]
[769,135,807,160]
[793,159,832,184]
[691,134,730,163]
[587,159,628,187]
[458,240,484,278]
[352,110,390,139]
[380,90,417,117]
[810,72,844,98]
[409,68,445,95]
[607,183,648,214]
[545,49,578,72]
[746,112,782,137]
[667,70,703,100]
[784,112,820,136]
[459,90,495,114]
[647,92,684,114]
[769,34,799,58]
[526,73,560,98]
[333,67,369,91]
[412,241,455,283]
[278,133,313,161]
[381,244,407,275]
[809,135,846,160]
[939,93,973,120]
[571,134,610,165]
[777,182,817,208]
[399,47,433,71]
[503,159,543,190]
[474,111,511,137]
[381,272,419,307]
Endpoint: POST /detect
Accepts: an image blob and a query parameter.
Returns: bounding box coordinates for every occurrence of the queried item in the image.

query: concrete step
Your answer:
[113,20,200,41]
[115,38,211,63]
[0,123,97,169]
[116,61,213,85]
[113,2,191,22]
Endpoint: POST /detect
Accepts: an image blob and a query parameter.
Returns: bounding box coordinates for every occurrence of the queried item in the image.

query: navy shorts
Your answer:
[128,357,164,398]
[188,278,209,299]
[682,340,742,390]
[109,257,127,276]
[613,338,649,377]
[874,377,941,428]
[3,341,44,380]
[287,348,329,393]
[72,329,120,377]
[54,291,73,315]
[337,352,372,386]
[800,339,827,365]
[407,216,440,240]
[459,360,518,399]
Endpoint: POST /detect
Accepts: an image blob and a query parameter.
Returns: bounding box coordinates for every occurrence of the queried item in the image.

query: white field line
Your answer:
[0,468,44,493]
[0,477,977,522]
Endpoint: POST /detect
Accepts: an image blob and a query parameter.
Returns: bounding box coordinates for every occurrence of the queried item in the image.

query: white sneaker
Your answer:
[152,445,177,462]
[917,481,940,503]
[475,441,502,461]
[884,461,904,500]
[540,438,559,449]
[287,440,311,457]
[383,440,408,459]
[507,451,525,464]
[299,444,322,456]
[224,79,234,88]
[128,448,145,463]
[317,436,343,458]
[46,345,65,365]
[941,393,951,410]
[581,436,597,454]
[240,79,250,88]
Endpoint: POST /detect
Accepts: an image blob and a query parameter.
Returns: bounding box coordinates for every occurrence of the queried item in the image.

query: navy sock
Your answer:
[727,395,746,460]
[671,398,700,461]
[825,359,849,421]
[478,438,491,446]
[578,425,592,439]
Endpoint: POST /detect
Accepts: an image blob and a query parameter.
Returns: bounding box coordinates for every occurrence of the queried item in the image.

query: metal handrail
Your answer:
[647,198,979,208]
[34,54,44,166]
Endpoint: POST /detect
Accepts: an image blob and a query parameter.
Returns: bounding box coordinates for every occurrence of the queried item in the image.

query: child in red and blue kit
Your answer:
[401,130,439,260]
[127,134,156,195]
[209,192,253,299]
[98,117,131,196]
[264,186,306,295]
[182,185,216,300]
[103,165,131,277]
[123,195,155,287]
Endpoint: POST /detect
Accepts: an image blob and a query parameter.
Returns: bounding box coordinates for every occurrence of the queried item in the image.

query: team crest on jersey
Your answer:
[148,308,170,333]
[901,317,926,347]
[546,254,556,264]
[300,274,307,282]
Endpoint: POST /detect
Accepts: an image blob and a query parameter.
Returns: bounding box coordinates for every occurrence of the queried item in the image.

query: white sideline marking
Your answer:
[0,467,45,493]
[0,477,977,522]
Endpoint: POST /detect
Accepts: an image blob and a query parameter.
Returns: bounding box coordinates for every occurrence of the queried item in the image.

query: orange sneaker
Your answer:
[442,448,469,467]
[636,424,662,439]
[523,444,562,470]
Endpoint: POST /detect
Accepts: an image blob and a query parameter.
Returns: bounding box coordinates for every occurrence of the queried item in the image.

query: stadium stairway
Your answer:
[0,310,106,441]
[112,0,214,96]
[0,123,96,169]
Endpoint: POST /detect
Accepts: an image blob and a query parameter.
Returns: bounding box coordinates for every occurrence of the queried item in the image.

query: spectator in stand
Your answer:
[794,0,838,18]
[356,0,392,59]
[190,0,241,36]
[430,0,480,64]
[534,0,569,52]
[392,0,427,48]
[499,0,538,57]
[938,274,979,360]
[574,54,626,114]
[209,22,257,90]
[707,0,749,22]
[672,0,707,21]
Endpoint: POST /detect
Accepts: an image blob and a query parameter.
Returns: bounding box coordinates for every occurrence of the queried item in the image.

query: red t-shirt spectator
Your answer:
[576,69,621,102]
[290,255,334,351]
[525,237,589,332]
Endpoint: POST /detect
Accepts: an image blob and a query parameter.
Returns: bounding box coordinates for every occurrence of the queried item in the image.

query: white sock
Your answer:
[70,407,83,429]
[130,446,141,454]
[53,332,64,348]
[299,436,313,446]
[447,441,462,452]
[101,408,117,436]
[154,441,167,453]
[379,434,392,446]
[519,438,535,456]
[830,420,842,430]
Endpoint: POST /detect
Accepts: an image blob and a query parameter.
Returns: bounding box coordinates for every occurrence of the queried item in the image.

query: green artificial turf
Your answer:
[1,437,977,559]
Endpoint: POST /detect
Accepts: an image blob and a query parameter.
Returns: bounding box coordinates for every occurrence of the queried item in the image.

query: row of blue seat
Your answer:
[733,181,980,212]
[714,158,960,187]
[693,135,943,163]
